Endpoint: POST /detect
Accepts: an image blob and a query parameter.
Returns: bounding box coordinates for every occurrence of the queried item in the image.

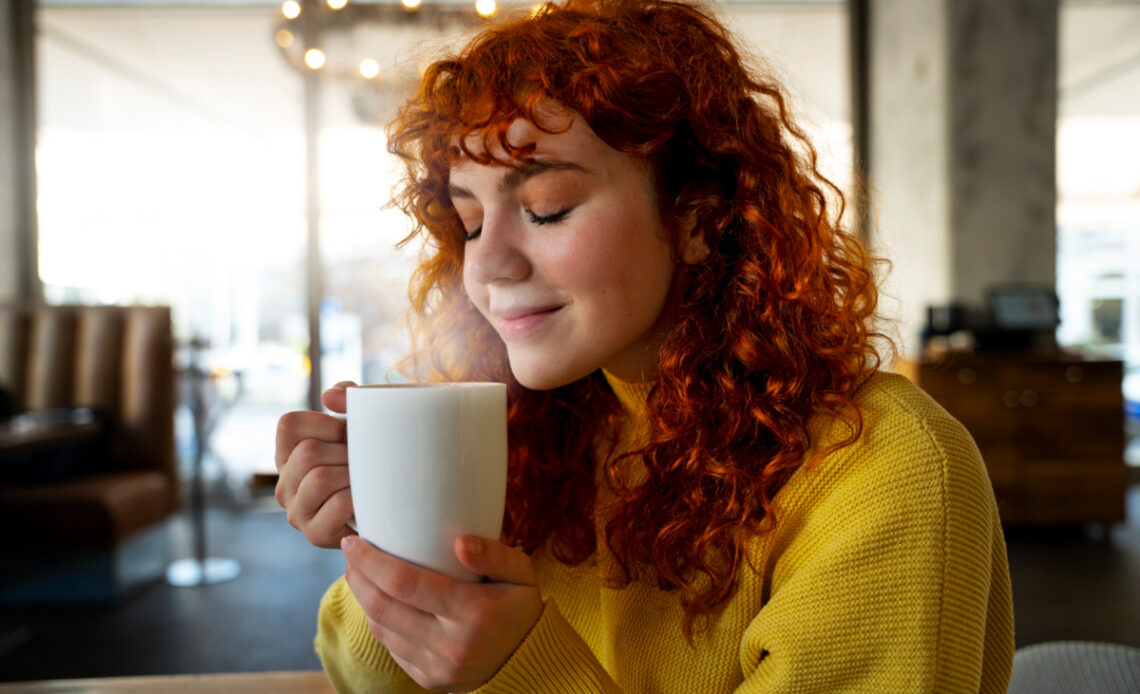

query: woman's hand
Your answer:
[341,533,544,693]
[274,381,357,548]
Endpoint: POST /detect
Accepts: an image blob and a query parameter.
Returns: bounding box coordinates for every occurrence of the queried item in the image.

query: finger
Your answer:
[454,536,537,586]
[343,553,439,648]
[383,642,435,688]
[384,628,470,693]
[320,381,357,414]
[280,446,347,524]
[278,439,347,510]
[370,619,456,693]
[341,535,456,617]
[275,410,346,470]
[286,455,350,527]
[304,486,356,547]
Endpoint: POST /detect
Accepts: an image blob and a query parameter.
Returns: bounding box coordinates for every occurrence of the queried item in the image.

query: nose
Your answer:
[462,209,531,286]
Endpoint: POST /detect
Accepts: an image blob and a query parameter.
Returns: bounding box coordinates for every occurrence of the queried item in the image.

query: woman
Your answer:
[274,0,1015,691]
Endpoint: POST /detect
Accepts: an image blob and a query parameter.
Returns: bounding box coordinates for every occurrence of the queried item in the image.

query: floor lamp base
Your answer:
[166,557,241,587]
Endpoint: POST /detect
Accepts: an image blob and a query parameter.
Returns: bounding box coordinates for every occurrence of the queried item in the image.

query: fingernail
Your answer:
[461,536,483,557]
[341,535,358,552]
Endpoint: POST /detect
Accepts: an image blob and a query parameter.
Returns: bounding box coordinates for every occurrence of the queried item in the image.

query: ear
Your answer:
[680,228,710,264]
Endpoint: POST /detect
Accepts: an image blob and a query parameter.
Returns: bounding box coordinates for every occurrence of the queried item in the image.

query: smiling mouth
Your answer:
[496,307,562,340]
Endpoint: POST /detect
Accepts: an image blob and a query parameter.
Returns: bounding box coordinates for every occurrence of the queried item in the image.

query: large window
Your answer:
[1056,1,1140,465]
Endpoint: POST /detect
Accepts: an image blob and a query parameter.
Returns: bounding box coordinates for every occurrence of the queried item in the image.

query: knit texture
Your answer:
[314,372,1015,693]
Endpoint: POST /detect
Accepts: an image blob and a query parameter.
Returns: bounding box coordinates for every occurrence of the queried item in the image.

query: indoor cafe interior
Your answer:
[1,0,1138,691]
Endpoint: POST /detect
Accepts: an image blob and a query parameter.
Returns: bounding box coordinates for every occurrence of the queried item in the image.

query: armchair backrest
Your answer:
[0,304,177,505]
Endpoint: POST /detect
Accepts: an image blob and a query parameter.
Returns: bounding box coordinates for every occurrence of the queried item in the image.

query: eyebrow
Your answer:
[447,160,589,200]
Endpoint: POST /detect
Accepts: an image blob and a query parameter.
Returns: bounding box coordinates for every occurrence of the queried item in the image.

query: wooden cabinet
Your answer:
[904,351,1127,525]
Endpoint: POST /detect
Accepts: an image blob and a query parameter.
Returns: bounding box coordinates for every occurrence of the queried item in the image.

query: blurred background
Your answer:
[0,0,1138,683]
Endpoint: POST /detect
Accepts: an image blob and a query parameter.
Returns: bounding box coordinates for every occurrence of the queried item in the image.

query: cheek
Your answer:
[574,243,672,319]
[627,255,674,314]
[609,232,673,297]
[567,211,670,290]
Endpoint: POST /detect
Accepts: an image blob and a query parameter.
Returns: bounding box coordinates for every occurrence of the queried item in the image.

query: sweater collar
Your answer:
[601,369,654,418]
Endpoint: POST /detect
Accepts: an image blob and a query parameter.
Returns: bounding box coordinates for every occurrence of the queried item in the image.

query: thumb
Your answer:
[320,381,357,414]
[455,535,536,585]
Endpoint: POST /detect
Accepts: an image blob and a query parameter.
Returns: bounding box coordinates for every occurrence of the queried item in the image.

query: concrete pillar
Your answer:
[869,0,1058,355]
[0,0,39,301]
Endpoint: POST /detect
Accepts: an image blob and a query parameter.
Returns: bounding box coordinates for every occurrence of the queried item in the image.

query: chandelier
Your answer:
[273,0,496,123]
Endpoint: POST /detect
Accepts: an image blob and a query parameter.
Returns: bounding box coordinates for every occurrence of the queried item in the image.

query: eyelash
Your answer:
[528,208,571,226]
[463,208,572,242]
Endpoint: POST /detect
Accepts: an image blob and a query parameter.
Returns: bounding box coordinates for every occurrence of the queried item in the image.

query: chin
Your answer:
[510,368,574,392]
[507,354,591,391]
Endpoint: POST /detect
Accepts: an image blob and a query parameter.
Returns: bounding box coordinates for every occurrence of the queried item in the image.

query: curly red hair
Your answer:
[389,0,885,638]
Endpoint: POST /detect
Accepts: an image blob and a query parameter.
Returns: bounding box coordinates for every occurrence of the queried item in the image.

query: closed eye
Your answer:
[464,208,570,242]
[527,208,571,226]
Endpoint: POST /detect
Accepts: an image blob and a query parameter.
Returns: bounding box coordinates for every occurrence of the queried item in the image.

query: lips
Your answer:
[493,305,563,340]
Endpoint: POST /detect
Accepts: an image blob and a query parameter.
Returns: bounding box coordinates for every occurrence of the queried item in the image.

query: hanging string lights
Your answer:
[275,0,495,78]
[274,0,552,124]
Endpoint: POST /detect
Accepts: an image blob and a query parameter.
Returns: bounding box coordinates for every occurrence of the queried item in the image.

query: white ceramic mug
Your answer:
[345,383,507,581]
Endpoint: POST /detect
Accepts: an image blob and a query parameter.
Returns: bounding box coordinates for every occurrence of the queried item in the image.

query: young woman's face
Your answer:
[451,114,679,390]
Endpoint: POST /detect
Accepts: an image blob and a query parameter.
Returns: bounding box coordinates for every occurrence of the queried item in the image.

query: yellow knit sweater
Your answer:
[314,372,1015,692]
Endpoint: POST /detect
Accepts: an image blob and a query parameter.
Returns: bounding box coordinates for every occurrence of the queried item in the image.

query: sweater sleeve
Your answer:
[473,599,623,694]
[733,388,1014,693]
[314,576,433,694]
[316,575,625,694]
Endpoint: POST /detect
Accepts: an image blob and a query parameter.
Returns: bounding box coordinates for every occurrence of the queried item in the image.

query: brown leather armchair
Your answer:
[0,304,178,603]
